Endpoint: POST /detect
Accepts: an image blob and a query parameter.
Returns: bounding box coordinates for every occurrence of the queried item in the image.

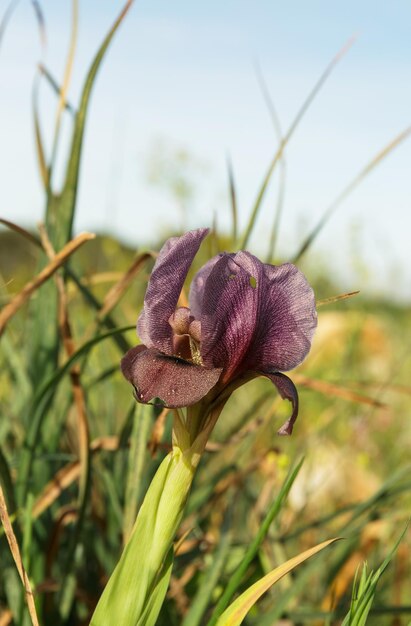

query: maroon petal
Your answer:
[248,262,317,372]
[189,254,225,319]
[258,371,299,435]
[137,228,209,353]
[199,251,265,378]
[121,345,222,408]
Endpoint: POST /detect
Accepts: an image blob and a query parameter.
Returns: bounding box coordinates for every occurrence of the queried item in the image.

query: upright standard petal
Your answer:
[137,228,209,353]
[200,253,316,379]
[200,251,264,378]
[121,345,222,408]
[189,254,224,319]
[246,262,317,372]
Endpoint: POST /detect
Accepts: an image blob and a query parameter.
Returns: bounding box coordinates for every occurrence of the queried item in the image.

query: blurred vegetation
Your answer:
[1,227,410,625]
[1,2,411,625]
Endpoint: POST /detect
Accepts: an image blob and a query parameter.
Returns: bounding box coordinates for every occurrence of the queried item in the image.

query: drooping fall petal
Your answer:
[137,228,209,353]
[121,345,222,408]
[258,370,299,435]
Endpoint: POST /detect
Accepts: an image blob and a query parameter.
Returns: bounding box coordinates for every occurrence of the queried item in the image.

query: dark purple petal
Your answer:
[248,262,317,372]
[200,253,316,377]
[121,345,222,408]
[199,251,265,377]
[189,254,225,319]
[137,229,209,353]
[258,371,299,435]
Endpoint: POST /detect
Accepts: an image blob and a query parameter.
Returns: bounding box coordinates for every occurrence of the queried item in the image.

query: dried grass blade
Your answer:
[0,218,41,248]
[0,609,12,626]
[317,290,360,307]
[38,63,76,114]
[0,486,39,626]
[38,225,92,618]
[239,36,356,249]
[54,0,134,252]
[0,232,95,336]
[97,252,151,321]
[292,124,411,262]
[294,374,386,407]
[33,436,119,518]
[49,0,78,171]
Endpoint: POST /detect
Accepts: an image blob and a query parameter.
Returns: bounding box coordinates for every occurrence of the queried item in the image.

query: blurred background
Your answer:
[1,0,411,299]
[1,2,411,625]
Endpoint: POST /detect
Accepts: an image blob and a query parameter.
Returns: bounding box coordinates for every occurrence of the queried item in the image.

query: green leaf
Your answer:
[216,538,339,626]
[136,547,174,626]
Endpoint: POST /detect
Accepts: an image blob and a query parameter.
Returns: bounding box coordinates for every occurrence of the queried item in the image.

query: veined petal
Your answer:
[137,228,209,353]
[121,346,222,408]
[258,371,299,435]
[200,253,316,377]
[199,251,265,377]
[248,262,317,372]
[189,254,225,319]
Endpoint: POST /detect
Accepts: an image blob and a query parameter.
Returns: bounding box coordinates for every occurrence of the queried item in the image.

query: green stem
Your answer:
[91,399,228,626]
[90,437,196,626]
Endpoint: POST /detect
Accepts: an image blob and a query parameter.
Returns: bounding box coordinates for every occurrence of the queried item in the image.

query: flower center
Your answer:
[169,307,203,365]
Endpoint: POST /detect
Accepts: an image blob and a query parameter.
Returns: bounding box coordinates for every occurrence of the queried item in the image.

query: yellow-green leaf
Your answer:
[216,538,340,626]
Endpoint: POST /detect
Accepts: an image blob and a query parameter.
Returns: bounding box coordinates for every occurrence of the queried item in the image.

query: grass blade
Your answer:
[342,522,410,626]
[227,155,238,243]
[239,36,356,250]
[215,538,339,626]
[182,507,233,626]
[207,458,304,626]
[51,0,134,252]
[0,485,39,626]
[292,124,411,262]
[0,232,95,337]
[254,61,287,261]
[32,72,49,189]
[38,63,76,114]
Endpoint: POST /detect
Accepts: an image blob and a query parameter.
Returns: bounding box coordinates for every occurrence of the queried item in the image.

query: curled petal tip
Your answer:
[277,420,293,436]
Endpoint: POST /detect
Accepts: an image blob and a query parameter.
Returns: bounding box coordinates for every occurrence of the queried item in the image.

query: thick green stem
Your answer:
[91,399,227,626]
[90,440,196,625]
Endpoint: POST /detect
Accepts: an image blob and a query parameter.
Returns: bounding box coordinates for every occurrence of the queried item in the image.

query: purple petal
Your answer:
[137,229,209,353]
[200,253,316,377]
[258,371,299,435]
[121,345,222,408]
[189,254,225,319]
[199,251,266,377]
[249,262,317,372]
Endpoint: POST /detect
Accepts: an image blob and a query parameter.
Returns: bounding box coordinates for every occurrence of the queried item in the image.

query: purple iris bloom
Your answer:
[121,228,317,434]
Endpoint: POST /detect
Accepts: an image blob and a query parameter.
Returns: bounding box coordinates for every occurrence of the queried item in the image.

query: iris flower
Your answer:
[121,228,317,434]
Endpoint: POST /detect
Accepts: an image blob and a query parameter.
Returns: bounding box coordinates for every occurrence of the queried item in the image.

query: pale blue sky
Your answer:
[1,1,411,300]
